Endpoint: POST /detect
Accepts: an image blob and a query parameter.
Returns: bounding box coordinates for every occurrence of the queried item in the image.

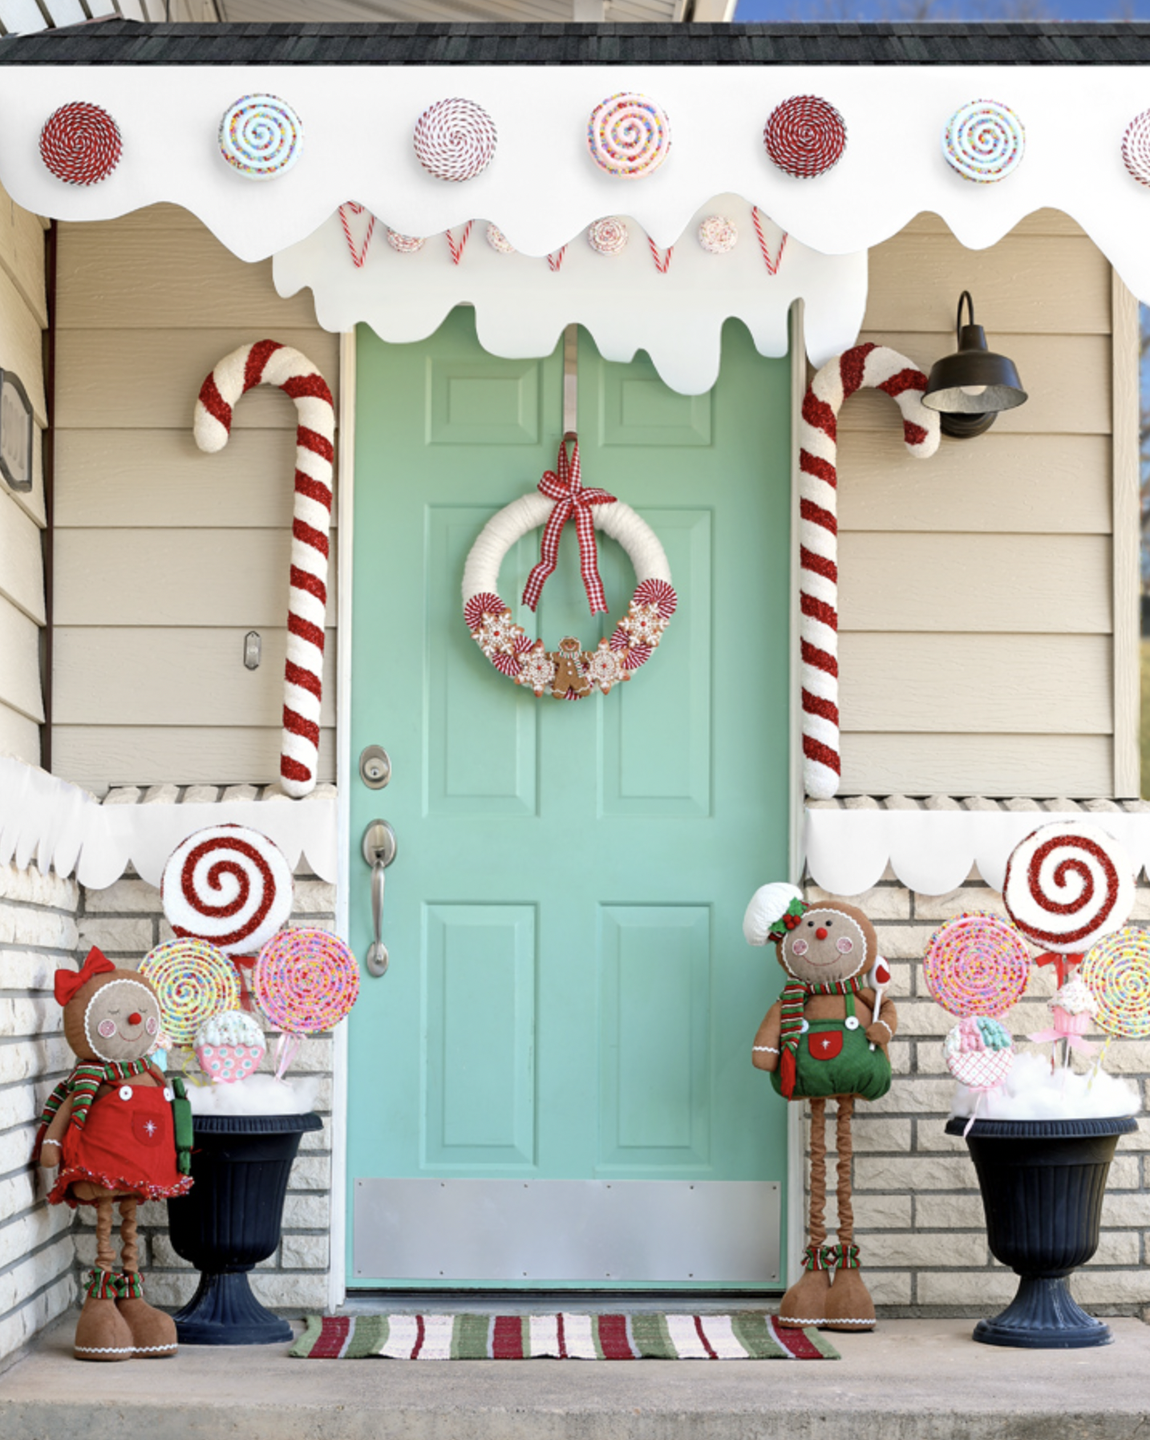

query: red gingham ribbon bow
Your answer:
[521,438,616,615]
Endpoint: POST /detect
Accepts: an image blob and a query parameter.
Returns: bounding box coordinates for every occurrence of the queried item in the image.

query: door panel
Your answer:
[349,310,792,1288]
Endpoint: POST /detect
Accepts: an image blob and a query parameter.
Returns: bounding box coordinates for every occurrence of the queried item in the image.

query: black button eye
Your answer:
[807,921,813,927]
[825,920,832,926]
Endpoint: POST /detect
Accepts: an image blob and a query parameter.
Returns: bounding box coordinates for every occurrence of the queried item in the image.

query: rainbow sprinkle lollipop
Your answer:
[1081,926,1150,1039]
[254,928,360,1077]
[923,913,1031,1018]
[139,938,240,1048]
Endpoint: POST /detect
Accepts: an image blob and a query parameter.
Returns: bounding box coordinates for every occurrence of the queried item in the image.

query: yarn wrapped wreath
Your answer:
[218,94,303,180]
[764,95,846,179]
[39,102,122,186]
[587,93,671,179]
[462,438,676,700]
[1121,109,1150,186]
[413,98,497,182]
[799,344,939,799]
[943,100,1024,183]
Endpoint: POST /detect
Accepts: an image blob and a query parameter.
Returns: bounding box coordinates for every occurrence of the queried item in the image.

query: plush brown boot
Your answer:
[116,1276,177,1358]
[74,1272,134,1361]
[821,1260,877,1331]
[776,1262,833,1329]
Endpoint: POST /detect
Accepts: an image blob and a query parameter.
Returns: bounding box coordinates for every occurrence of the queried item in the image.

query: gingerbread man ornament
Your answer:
[745,883,896,1332]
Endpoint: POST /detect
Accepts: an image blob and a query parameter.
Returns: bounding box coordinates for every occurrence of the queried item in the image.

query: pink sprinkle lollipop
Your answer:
[923,913,1031,1018]
[254,928,360,1078]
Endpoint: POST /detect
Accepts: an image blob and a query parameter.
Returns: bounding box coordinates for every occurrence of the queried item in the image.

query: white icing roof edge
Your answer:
[805,802,1150,897]
[0,755,338,887]
[1,65,1148,292]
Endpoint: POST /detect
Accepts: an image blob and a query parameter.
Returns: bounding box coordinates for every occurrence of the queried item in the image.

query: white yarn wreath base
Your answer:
[462,491,677,699]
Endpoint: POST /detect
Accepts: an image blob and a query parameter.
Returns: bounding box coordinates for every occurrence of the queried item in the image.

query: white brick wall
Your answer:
[0,861,80,1367]
[803,872,1150,1322]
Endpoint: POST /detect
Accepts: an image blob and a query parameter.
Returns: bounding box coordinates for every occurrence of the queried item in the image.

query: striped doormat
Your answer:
[291,1313,839,1360]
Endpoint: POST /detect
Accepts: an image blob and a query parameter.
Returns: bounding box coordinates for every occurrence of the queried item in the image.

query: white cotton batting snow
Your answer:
[950,1051,1140,1121]
[187,1072,320,1116]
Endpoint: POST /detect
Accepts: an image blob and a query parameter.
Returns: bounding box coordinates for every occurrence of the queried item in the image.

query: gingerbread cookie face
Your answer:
[779,904,873,987]
[78,977,161,1064]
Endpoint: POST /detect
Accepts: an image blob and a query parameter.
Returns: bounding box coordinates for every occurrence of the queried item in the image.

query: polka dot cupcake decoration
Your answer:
[587,93,671,180]
[764,96,846,179]
[413,98,497,182]
[587,217,629,255]
[218,94,303,180]
[386,229,426,254]
[39,102,122,186]
[1121,109,1150,186]
[698,215,738,254]
[944,100,1024,183]
[195,1009,266,1084]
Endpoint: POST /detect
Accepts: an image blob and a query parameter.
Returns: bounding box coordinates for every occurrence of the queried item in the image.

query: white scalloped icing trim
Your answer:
[0,756,337,888]
[73,1344,135,1355]
[777,1316,876,1327]
[804,807,1150,899]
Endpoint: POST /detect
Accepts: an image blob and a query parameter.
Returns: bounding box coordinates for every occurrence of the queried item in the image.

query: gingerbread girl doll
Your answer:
[34,947,192,1361]
[745,884,896,1331]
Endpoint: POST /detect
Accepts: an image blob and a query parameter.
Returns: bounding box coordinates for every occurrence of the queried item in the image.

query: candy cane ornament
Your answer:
[194,340,335,797]
[800,344,940,799]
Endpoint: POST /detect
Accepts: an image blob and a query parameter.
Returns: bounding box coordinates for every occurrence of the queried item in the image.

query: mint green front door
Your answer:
[348,310,792,1289]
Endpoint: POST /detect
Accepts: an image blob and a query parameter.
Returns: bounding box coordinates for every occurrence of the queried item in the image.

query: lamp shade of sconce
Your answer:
[921,291,1028,439]
[0,368,34,491]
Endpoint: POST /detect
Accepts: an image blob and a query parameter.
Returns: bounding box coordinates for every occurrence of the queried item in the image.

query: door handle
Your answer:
[362,820,397,978]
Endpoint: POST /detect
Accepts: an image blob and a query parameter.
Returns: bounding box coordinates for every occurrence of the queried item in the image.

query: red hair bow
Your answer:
[54,947,115,1006]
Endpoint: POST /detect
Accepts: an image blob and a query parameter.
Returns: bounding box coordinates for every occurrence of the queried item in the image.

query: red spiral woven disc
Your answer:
[764,95,846,179]
[40,102,122,186]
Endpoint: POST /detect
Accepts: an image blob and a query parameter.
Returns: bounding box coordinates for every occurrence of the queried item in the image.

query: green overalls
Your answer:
[770,991,892,1102]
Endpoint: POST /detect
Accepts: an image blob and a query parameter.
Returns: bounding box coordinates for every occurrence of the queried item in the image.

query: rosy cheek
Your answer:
[836,937,854,954]
[146,1016,158,1036]
[790,939,809,956]
[97,1019,117,1039]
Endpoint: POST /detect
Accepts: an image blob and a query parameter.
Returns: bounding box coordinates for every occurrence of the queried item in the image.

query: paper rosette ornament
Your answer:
[1003,822,1134,955]
[923,913,1031,1018]
[195,1009,267,1084]
[139,938,240,1048]
[254,928,360,1078]
[1081,926,1150,1039]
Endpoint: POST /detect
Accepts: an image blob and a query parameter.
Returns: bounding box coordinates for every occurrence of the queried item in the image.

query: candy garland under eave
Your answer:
[798,345,939,799]
[462,436,676,700]
[193,342,335,797]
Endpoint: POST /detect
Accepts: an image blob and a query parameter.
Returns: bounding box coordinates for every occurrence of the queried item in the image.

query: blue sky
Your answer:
[734,0,1150,17]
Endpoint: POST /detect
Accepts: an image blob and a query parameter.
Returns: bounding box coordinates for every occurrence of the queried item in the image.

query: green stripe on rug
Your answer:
[290,1316,324,1358]
[347,1314,389,1357]
[629,1312,677,1359]
[453,1312,493,1359]
[730,1311,784,1358]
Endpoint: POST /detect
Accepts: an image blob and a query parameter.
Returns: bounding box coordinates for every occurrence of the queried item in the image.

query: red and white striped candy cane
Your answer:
[194,340,335,798]
[800,343,940,800]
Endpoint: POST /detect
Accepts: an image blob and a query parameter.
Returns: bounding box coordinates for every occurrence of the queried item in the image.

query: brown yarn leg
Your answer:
[118,1198,139,1274]
[776,1097,831,1328]
[94,1197,116,1272]
[822,1094,875,1331]
[835,1095,855,1248]
[116,1196,177,1358]
[75,1197,133,1361]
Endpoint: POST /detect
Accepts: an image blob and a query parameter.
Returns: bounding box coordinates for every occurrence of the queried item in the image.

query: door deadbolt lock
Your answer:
[359,745,391,790]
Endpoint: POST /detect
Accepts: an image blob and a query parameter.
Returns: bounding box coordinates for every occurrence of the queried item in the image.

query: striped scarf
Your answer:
[778,974,866,1099]
[38,1058,154,1136]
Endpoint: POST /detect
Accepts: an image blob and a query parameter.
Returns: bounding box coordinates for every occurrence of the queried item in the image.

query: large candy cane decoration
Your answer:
[194,340,335,798]
[800,343,940,800]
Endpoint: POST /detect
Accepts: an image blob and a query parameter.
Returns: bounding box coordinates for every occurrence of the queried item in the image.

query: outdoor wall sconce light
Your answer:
[921,291,1028,439]
[0,367,34,491]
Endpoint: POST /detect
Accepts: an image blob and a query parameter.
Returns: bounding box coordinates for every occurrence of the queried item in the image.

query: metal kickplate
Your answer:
[353,1178,780,1284]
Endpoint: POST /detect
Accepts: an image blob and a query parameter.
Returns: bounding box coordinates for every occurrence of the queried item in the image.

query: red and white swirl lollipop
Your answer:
[161,825,294,958]
[413,98,497,182]
[587,93,671,179]
[1003,822,1135,955]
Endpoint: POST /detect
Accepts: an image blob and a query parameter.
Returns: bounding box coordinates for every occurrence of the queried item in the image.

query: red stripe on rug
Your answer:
[557,1313,568,1359]
[598,1315,635,1360]
[412,1315,425,1359]
[693,1315,718,1360]
[492,1315,524,1359]
[772,1316,823,1359]
[311,1316,350,1358]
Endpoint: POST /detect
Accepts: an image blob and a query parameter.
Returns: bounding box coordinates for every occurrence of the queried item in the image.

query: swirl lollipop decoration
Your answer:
[764,96,846,180]
[1082,927,1150,1040]
[219,94,303,180]
[139,939,240,1049]
[413,98,497,182]
[587,93,671,180]
[1003,823,1134,955]
[587,217,629,255]
[923,913,1032,1019]
[698,215,738,254]
[1121,110,1150,187]
[40,102,122,186]
[254,928,360,1077]
[161,825,294,957]
[943,100,1024,183]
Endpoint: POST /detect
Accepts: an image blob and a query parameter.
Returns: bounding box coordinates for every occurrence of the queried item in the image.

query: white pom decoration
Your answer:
[743,883,804,946]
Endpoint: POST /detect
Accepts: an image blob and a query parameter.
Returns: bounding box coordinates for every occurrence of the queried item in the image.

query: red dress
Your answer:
[49,1082,192,1208]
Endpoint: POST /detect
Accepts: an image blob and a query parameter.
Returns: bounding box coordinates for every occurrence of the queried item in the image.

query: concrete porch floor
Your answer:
[2,1314,1149,1440]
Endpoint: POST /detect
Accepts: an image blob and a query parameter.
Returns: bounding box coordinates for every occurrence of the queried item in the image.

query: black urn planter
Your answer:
[946,1115,1137,1349]
[166,1111,323,1345]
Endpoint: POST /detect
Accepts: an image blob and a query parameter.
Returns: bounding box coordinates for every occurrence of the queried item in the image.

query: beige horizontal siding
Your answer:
[0,178,45,767]
[837,210,1129,799]
[53,208,338,792]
